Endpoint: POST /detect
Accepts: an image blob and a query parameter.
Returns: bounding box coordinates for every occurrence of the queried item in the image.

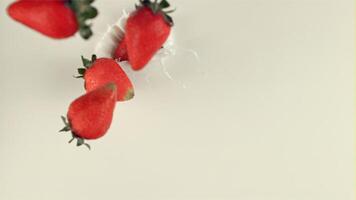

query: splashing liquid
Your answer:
[94,10,203,89]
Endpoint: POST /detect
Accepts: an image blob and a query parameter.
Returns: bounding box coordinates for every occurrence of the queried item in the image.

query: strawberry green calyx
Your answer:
[75,54,97,78]
[68,0,98,39]
[59,116,91,150]
[136,0,175,26]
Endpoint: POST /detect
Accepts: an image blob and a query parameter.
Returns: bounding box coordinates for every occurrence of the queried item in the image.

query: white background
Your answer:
[0,0,354,199]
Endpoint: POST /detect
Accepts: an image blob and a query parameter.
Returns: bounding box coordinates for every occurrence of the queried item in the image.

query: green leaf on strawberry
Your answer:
[59,116,91,150]
[68,0,98,39]
[136,0,175,26]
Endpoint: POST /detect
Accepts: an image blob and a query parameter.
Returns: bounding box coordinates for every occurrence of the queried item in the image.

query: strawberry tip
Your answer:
[124,88,135,101]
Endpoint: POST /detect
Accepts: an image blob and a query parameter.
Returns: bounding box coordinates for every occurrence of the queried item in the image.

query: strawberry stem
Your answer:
[68,137,75,143]
[75,55,97,79]
[68,0,98,39]
[59,116,91,150]
[136,0,175,26]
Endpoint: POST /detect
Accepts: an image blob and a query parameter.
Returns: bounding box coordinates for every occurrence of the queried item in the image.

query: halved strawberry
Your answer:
[76,55,134,101]
[7,0,98,39]
[60,83,117,149]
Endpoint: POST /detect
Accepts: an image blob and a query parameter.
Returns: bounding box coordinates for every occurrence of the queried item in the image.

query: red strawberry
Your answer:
[77,55,134,102]
[114,36,129,61]
[124,0,174,70]
[60,83,117,149]
[7,0,98,39]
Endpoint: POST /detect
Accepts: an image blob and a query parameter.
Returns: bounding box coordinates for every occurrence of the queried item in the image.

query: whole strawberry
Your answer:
[122,0,174,70]
[7,0,98,39]
[60,83,117,149]
[76,55,134,102]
